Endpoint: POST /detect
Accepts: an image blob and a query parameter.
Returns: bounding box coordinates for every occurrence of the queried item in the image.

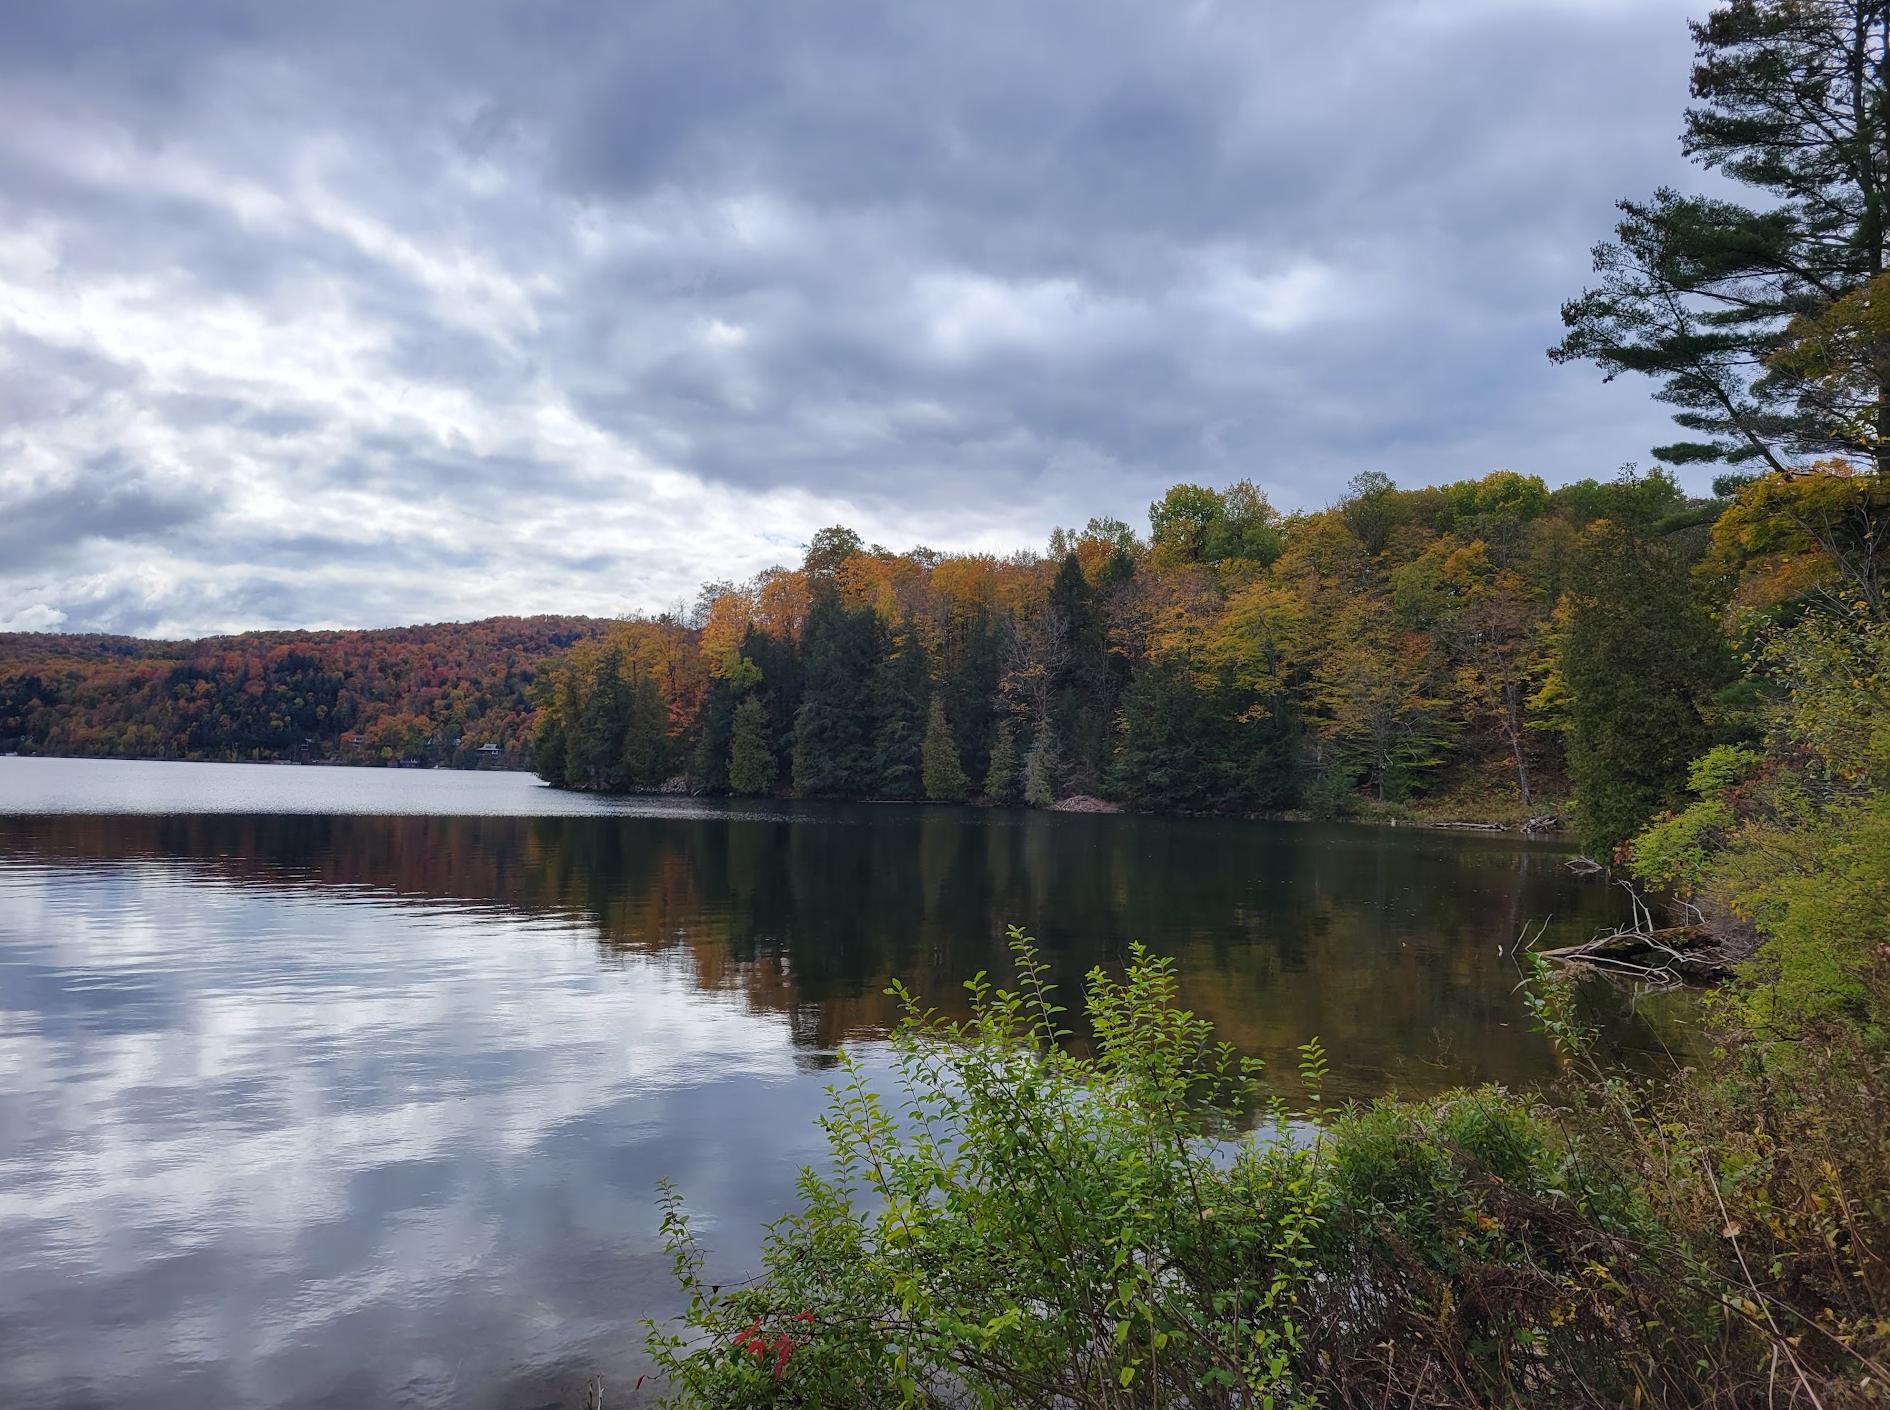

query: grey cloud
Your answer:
[0,0,1704,635]
[0,452,208,573]
[0,332,141,426]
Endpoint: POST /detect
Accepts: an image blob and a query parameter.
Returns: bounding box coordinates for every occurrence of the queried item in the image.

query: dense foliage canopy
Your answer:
[529,469,1754,844]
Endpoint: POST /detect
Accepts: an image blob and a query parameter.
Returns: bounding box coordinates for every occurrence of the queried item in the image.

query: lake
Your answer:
[0,757,1668,1408]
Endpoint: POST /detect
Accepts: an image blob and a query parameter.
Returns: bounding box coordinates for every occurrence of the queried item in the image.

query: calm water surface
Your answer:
[0,757,1666,1408]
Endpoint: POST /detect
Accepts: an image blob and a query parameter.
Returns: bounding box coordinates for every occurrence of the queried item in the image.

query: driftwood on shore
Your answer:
[1418,813,1563,835]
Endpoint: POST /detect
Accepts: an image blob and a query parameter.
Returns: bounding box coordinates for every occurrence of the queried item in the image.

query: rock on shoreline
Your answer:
[1051,794,1122,814]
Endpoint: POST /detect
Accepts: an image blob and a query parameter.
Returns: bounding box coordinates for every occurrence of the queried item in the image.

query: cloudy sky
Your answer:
[0,0,1704,638]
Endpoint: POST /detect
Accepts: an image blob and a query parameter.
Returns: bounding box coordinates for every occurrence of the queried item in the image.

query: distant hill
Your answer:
[0,616,613,766]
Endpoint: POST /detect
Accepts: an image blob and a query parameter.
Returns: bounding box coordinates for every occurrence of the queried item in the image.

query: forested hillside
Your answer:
[0,616,607,765]
[531,465,1772,846]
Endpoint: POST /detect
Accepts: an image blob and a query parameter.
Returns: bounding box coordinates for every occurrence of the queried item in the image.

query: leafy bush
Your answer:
[1630,615,1890,1030]
[1726,793,1890,1033]
[1630,746,1759,895]
[649,931,1325,1407]
[644,934,1890,1407]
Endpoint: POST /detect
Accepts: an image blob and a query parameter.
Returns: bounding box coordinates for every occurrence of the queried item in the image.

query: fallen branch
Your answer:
[1539,922,1740,984]
[1532,881,1756,986]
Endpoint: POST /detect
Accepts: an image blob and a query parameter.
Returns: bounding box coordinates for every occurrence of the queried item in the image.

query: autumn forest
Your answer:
[6,461,1872,860]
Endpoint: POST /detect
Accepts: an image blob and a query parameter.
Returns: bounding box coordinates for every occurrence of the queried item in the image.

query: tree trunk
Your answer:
[1502,682,1531,807]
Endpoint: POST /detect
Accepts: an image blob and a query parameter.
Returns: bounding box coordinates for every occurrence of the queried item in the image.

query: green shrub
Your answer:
[648,930,1325,1408]
[1728,793,1890,1032]
[644,934,1890,1407]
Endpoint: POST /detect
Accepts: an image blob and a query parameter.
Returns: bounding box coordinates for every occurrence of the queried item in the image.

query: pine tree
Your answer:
[1554,522,1731,854]
[689,677,737,793]
[938,602,1002,784]
[1047,552,1108,790]
[1111,656,1218,807]
[727,695,776,795]
[528,673,569,787]
[921,698,968,801]
[982,719,1017,803]
[870,619,929,798]
[1553,1,1890,477]
[567,644,630,789]
[792,592,883,797]
[621,667,671,787]
[1024,729,1057,808]
[743,625,802,760]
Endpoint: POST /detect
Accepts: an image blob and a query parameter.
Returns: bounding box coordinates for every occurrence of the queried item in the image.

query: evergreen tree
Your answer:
[1024,729,1057,808]
[1111,657,1222,808]
[983,719,1017,803]
[727,695,776,795]
[793,592,884,797]
[939,603,1002,783]
[528,675,569,787]
[1048,553,1109,790]
[1553,1,1890,476]
[1108,657,1295,811]
[1554,522,1731,855]
[870,619,929,798]
[529,712,567,786]
[921,698,968,801]
[690,677,738,793]
[744,626,803,760]
[620,666,671,787]
[567,644,630,789]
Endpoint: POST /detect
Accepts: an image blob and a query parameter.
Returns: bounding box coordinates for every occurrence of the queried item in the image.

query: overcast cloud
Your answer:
[0,0,1703,638]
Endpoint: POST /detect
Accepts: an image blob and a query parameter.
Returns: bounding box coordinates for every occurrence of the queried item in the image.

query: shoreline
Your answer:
[1,752,1573,839]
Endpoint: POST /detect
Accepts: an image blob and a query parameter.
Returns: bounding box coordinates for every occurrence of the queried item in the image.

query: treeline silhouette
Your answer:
[0,616,606,764]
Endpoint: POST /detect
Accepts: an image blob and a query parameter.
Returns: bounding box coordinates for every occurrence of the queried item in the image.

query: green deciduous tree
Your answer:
[1338,470,1401,556]
[802,524,864,581]
[1148,480,1283,567]
[1310,604,1452,804]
